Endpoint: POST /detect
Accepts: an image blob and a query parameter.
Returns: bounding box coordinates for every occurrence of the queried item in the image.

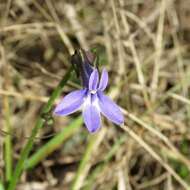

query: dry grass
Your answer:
[0,0,190,189]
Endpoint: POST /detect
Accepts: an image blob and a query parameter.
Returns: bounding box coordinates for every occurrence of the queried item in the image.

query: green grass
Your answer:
[7,67,73,190]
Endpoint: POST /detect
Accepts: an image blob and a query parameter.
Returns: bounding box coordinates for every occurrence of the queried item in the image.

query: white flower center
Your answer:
[90,90,97,94]
[81,91,100,113]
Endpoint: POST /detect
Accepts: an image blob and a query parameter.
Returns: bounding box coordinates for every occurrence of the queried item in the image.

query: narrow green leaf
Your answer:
[7,67,73,190]
[71,129,106,190]
[25,116,83,169]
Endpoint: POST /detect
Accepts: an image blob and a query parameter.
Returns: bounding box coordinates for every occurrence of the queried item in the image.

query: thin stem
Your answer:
[71,129,106,190]
[7,67,73,190]
[3,99,12,182]
[25,116,82,169]
[0,43,12,183]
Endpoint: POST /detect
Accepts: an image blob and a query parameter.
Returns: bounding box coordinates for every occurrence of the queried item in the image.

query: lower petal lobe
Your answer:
[82,103,101,133]
[98,92,124,125]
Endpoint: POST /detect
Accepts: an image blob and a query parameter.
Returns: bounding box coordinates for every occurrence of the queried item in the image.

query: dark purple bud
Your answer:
[71,49,96,88]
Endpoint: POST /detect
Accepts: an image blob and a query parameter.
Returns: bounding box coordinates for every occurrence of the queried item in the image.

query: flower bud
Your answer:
[71,49,96,88]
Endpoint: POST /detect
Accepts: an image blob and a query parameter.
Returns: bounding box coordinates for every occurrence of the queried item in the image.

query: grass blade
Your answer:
[71,128,106,190]
[0,179,4,190]
[3,98,12,182]
[25,116,83,169]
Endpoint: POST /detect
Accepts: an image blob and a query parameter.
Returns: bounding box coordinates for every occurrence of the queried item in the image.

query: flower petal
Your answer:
[54,89,86,116]
[89,69,99,91]
[98,92,124,125]
[83,101,101,133]
[98,68,108,91]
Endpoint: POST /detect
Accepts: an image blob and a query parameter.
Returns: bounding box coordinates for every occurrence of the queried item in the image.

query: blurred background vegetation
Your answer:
[0,0,190,189]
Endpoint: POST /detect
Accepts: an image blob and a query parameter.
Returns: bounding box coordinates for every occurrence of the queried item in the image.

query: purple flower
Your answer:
[54,69,124,133]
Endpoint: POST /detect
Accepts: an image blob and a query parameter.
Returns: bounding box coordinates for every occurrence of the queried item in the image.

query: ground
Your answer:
[0,0,190,190]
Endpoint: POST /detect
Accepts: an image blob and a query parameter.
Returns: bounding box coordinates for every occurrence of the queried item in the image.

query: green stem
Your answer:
[83,135,126,190]
[71,135,98,190]
[25,116,82,170]
[7,67,73,190]
[71,129,106,190]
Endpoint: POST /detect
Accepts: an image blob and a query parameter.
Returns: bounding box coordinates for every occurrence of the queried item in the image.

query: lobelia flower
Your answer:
[54,68,124,133]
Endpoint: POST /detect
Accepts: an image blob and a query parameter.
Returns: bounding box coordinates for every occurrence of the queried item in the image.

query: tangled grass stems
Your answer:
[119,124,190,190]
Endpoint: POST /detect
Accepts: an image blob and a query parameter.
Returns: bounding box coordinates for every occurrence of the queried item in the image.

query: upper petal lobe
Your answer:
[98,92,124,125]
[89,69,99,91]
[99,68,108,91]
[54,89,86,116]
